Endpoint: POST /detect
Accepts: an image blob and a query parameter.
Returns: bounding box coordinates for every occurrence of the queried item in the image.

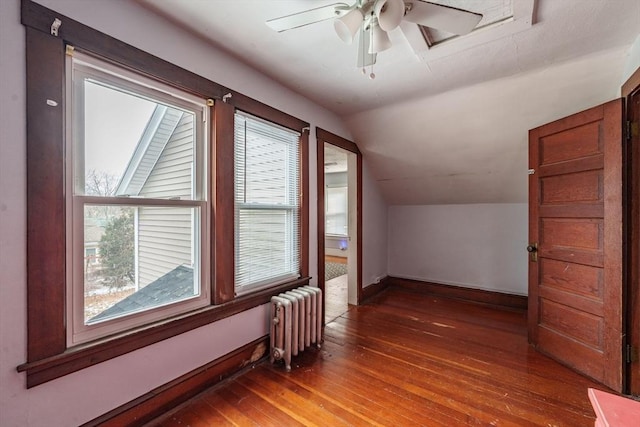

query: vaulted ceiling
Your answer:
[137,0,640,205]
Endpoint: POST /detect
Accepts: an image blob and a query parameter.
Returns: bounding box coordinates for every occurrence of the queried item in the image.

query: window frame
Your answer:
[233,111,303,294]
[19,0,309,388]
[66,51,211,345]
[325,185,349,237]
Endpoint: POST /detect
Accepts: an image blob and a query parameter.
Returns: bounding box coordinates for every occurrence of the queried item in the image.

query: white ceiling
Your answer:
[136,0,640,205]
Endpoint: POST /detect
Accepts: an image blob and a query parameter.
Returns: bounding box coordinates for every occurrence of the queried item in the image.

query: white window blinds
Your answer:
[234,112,301,293]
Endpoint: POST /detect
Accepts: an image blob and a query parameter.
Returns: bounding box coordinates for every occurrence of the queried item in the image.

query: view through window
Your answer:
[69,52,209,344]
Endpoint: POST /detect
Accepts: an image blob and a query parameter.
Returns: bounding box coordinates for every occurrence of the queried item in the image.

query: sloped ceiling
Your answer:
[136,0,640,205]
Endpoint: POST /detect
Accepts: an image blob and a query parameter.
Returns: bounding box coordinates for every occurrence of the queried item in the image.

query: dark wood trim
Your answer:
[622,66,640,98]
[361,276,391,302]
[25,27,67,363]
[82,337,270,427]
[230,94,308,132]
[213,101,235,305]
[356,152,363,304]
[315,128,363,312]
[18,277,309,387]
[602,98,624,391]
[20,0,313,388]
[627,85,640,396]
[21,0,309,128]
[389,277,528,311]
[316,137,326,301]
[300,130,310,278]
[316,128,361,155]
[21,0,224,101]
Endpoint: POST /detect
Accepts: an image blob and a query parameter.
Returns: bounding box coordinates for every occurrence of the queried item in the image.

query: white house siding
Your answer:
[129,109,181,194]
[137,113,194,287]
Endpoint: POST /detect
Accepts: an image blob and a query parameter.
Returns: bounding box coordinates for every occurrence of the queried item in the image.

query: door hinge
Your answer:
[627,121,639,141]
[626,344,638,364]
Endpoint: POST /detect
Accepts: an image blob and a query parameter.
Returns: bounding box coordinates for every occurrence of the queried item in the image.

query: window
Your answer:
[234,112,301,294]
[67,52,209,344]
[325,186,348,236]
[21,0,309,387]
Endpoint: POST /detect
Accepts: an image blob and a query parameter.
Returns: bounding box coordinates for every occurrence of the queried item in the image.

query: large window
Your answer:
[234,112,301,294]
[21,0,309,388]
[67,52,209,344]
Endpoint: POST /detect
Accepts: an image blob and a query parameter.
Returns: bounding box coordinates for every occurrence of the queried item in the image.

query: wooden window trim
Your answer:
[20,0,310,388]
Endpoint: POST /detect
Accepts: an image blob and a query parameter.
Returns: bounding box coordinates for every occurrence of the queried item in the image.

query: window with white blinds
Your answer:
[234,112,301,293]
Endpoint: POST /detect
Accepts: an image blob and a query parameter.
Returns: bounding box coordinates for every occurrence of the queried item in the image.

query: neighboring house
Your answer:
[83,218,105,267]
[115,105,195,290]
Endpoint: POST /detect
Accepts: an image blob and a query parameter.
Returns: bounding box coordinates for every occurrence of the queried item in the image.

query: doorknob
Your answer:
[527,243,538,262]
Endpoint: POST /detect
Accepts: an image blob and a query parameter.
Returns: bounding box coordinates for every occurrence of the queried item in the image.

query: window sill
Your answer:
[17,277,310,388]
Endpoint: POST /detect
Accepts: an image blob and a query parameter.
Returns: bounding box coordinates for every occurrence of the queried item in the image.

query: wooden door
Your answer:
[629,86,640,396]
[528,99,623,392]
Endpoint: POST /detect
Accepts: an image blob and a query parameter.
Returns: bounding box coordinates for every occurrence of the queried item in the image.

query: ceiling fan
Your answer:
[266,0,483,77]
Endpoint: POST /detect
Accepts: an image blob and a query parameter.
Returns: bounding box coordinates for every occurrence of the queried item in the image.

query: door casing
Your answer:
[316,128,363,319]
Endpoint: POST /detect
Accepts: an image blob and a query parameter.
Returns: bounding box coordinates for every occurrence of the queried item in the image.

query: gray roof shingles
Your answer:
[91,265,194,322]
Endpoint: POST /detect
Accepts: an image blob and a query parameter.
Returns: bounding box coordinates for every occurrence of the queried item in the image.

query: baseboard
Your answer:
[389,277,527,311]
[360,276,391,303]
[82,336,269,427]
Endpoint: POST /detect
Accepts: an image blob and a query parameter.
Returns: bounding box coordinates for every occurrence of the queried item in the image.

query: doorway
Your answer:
[316,128,362,325]
[324,144,352,321]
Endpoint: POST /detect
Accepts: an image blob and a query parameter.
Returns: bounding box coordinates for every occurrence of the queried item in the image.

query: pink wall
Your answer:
[0,0,388,425]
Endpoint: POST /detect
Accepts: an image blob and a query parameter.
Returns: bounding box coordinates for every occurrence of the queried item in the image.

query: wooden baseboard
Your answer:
[82,337,269,427]
[360,276,391,303]
[389,277,527,311]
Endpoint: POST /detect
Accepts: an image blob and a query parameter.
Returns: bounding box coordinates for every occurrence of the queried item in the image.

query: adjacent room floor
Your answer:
[149,287,606,426]
[325,255,349,323]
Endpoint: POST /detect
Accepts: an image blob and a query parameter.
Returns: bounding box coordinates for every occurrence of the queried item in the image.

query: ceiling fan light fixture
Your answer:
[374,0,405,32]
[334,8,364,44]
[369,24,392,54]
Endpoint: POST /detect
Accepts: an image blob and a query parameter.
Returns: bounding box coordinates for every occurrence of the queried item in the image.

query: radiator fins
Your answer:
[270,286,323,371]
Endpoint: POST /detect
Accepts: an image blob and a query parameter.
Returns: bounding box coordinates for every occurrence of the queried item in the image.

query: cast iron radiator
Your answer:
[270,286,323,371]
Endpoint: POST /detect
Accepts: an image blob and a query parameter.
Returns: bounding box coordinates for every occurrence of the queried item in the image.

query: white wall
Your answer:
[622,34,640,86]
[0,0,387,425]
[388,204,528,296]
[362,161,388,288]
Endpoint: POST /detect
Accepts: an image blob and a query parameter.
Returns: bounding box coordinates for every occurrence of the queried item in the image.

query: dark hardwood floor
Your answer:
[148,287,607,426]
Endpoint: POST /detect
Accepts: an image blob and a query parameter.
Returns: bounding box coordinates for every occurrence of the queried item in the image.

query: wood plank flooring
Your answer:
[148,287,608,426]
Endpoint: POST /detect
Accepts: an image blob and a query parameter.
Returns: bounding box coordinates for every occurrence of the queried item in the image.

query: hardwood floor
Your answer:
[148,287,607,426]
[325,255,347,264]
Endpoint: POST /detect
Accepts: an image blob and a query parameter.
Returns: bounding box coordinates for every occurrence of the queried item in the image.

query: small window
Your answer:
[67,52,209,345]
[234,112,301,294]
[326,186,348,236]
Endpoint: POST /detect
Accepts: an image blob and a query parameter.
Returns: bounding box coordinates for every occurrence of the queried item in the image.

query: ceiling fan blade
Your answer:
[403,1,482,36]
[356,27,376,68]
[266,3,351,32]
